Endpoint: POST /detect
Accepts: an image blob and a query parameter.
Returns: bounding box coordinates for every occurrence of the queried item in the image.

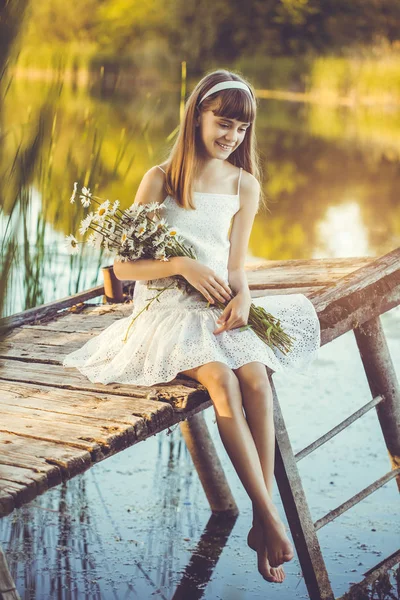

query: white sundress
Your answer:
[63,166,321,387]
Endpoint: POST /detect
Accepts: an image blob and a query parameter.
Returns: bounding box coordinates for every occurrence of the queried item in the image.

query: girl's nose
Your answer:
[225,132,237,144]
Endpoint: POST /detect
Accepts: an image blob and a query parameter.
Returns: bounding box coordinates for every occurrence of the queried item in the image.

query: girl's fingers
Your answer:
[215,277,233,299]
[207,283,228,303]
[198,285,215,303]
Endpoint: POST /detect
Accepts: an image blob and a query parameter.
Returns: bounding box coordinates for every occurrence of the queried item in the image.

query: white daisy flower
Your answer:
[78,212,94,235]
[155,217,168,230]
[110,200,120,215]
[86,231,103,249]
[155,248,169,261]
[70,181,78,204]
[136,223,147,237]
[167,227,179,237]
[96,200,110,220]
[80,186,92,207]
[127,203,144,217]
[65,234,79,254]
[120,229,129,244]
[144,202,161,213]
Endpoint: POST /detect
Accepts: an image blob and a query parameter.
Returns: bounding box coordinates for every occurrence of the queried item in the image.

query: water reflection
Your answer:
[1,74,400,317]
[0,428,238,599]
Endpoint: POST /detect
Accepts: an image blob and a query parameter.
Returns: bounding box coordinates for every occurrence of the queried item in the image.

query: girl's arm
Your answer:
[227,173,260,298]
[114,166,186,281]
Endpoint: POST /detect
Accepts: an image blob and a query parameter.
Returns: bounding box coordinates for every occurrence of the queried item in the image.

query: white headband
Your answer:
[198,81,253,105]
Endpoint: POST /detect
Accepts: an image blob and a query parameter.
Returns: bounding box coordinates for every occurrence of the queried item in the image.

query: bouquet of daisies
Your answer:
[66,183,295,353]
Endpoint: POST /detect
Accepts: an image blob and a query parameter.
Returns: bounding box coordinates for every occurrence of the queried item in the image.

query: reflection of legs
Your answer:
[179,361,293,574]
[233,361,285,582]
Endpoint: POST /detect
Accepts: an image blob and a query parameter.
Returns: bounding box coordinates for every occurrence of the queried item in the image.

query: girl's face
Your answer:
[196,108,251,159]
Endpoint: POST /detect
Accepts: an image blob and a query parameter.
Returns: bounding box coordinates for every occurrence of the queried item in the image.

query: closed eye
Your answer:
[220,124,247,132]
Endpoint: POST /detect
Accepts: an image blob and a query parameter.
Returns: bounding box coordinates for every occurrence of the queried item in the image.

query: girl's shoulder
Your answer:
[134,165,167,206]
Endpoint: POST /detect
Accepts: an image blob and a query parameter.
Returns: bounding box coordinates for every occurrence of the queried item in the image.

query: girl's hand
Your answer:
[213,292,252,335]
[179,258,233,304]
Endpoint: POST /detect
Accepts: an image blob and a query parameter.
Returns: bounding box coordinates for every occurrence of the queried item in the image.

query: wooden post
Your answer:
[270,375,335,600]
[0,545,20,600]
[180,412,239,515]
[353,317,400,480]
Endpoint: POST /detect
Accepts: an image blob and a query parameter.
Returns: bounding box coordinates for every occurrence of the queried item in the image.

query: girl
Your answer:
[63,69,320,584]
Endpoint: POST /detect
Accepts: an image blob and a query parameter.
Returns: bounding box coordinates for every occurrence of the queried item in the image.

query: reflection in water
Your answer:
[2,74,400,317]
[314,203,370,258]
[0,429,237,599]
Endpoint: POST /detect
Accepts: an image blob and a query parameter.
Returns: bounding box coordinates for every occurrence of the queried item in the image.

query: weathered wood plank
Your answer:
[0,403,148,456]
[0,341,89,362]
[0,449,62,487]
[312,246,400,344]
[245,256,371,289]
[0,380,175,426]
[0,432,91,518]
[0,358,208,411]
[3,327,95,345]
[0,285,106,331]
[0,432,91,476]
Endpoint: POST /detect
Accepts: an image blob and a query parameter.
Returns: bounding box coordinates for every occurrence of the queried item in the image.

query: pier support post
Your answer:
[269,373,335,600]
[354,316,400,479]
[0,545,20,600]
[180,412,239,515]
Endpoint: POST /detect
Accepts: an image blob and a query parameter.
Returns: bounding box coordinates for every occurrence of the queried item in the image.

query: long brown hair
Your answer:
[161,69,264,210]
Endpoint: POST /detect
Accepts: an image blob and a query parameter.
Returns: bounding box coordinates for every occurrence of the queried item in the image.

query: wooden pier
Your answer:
[0,247,399,600]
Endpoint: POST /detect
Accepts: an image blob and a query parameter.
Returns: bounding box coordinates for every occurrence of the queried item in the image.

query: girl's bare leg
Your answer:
[178,361,294,572]
[234,361,286,582]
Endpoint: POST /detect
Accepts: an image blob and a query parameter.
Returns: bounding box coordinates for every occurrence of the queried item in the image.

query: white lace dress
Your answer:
[63,168,320,387]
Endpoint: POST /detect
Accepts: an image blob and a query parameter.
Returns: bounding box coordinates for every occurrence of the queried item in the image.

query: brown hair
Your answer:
[161,68,264,210]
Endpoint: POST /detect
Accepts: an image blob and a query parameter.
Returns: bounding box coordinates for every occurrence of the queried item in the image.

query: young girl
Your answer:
[63,69,320,584]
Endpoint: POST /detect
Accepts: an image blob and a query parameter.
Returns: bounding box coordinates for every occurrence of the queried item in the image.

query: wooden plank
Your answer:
[312,246,400,345]
[0,380,175,426]
[0,340,91,362]
[0,432,89,518]
[0,285,106,331]
[22,312,132,333]
[0,432,91,477]
[0,358,208,412]
[245,256,372,289]
[0,449,62,487]
[3,327,95,345]
[0,402,150,455]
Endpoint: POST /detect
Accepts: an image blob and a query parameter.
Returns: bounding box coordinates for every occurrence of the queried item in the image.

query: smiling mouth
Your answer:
[216,141,234,150]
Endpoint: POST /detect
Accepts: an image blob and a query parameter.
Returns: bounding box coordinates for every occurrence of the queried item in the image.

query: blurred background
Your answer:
[1,0,400,317]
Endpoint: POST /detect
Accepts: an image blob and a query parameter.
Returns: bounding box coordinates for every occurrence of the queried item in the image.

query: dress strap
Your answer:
[156,165,166,174]
[237,167,243,196]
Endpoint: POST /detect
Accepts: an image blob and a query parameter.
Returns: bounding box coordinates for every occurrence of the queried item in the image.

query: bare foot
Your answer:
[247,526,285,583]
[261,511,294,568]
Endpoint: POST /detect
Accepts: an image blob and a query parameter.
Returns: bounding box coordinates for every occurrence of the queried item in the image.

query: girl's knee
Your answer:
[206,364,239,394]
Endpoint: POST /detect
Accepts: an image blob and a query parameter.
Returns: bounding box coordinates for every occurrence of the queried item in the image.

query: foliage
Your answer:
[17,0,400,71]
